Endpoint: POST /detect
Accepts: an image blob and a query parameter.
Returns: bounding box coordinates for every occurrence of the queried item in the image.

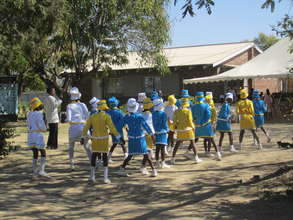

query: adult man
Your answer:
[44,87,62,149]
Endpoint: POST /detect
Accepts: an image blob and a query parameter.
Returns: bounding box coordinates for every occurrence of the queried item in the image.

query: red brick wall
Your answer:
[253,78,281,93]
[223,48,260,66]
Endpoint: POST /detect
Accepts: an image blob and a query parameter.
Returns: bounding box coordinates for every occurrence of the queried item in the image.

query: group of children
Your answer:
[27,87,271,184]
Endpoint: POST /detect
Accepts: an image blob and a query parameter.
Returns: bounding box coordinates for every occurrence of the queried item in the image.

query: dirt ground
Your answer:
[0,122,293,220]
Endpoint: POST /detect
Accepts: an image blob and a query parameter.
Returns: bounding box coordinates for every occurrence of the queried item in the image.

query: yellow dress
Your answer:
[82,111,119,152]
[236,99,256,129]
[173,108,195,141]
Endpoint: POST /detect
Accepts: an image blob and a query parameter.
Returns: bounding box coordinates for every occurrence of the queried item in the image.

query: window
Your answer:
[144,76,161,93]
[107,78,123,94]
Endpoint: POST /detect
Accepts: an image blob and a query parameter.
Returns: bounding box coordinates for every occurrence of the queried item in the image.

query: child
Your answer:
[216,93,237,152]
[89,97,99,116]
[236,89,262,150]
[137,92,147,113]
[204,92,217,156]
[107,96,127,162]
[252,90,271,143]
[82,100,121,184]
[172,99,202,164]
[27,97,50,178]
[152,98,170,168]
[66,87,91,170]
[164,95,178,153]
[118,98,158,177]
[141,97,156,159]
[191,92,222,161]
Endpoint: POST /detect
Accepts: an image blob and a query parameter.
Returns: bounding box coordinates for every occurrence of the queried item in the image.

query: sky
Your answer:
[167,0,293,47]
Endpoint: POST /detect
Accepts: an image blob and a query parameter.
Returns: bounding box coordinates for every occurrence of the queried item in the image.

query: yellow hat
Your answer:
[143,98,153,110]
[168,95,177,105]
[240,89,248,99]
[30,97,43,110]
[97,99,109,111]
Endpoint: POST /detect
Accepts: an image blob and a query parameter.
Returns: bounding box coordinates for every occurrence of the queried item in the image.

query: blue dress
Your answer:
[191,102,215,138]
[121,113,154,155]
[152,111,169,145]
[253,99,267,127]
[216,102,232,132]
[107,107,125,143]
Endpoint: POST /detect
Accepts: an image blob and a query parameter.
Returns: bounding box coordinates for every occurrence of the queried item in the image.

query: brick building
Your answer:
[76,41,264,103]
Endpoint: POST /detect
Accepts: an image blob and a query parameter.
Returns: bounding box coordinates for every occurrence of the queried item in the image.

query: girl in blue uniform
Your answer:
[107,97,127,162]
[252,90,271,143]
[152,98,170,169]
[216,93,237,152]
[118,98,158,177]
[191,92,222,161]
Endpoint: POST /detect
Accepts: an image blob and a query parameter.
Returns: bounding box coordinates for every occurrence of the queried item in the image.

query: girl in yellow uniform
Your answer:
[172,100,202,164]
[82,100,121,184]
[236,89,262,150]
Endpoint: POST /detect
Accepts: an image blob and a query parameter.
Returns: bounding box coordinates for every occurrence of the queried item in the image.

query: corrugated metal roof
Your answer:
[111,41,258,70]
[183,38,293,85]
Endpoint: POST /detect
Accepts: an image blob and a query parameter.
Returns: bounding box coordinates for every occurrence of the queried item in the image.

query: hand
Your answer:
[80,138,84,145]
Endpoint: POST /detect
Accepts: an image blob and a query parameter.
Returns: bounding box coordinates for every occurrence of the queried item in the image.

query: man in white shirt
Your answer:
[44,87,62,149]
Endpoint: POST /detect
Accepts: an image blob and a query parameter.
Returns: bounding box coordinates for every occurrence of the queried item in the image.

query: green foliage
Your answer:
[253,33,279,51]
[0,0,170,94]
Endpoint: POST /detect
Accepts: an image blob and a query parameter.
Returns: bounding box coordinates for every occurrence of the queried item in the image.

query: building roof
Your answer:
[183,38,293,85]
[111,41,261,71]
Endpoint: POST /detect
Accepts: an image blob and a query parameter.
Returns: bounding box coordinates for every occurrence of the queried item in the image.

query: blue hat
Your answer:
[181,89,189,98]
[107,96,119,108]
[195,91,205,102]
[151,90,159,100]
[252,89,260,98]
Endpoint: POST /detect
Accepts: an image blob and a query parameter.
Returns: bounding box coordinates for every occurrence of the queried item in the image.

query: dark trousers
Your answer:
[47,123,58,149]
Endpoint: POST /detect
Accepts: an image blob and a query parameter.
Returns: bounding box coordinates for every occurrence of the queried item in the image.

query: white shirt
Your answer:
[164,105,178,122]
[142,111,155,134]
[27,111,47,147]
[66,102,89,123]
[44,95,62,123]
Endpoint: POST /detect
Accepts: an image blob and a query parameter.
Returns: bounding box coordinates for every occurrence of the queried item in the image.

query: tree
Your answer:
[0,0,170,96]
[253,33,279,51]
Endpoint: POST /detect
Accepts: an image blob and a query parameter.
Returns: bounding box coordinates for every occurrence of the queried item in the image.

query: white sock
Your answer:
[40,157,46,173]
[104,166,109,180]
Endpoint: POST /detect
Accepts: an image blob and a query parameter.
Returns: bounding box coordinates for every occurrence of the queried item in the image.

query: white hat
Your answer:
[225,92,233,101]
[89,97,97,105]
[138,92,147,102]
[206,91,213,98]
[153,98,164,111]
[89,97,99,108]
[127,98,139,113]
[69,87,81,100]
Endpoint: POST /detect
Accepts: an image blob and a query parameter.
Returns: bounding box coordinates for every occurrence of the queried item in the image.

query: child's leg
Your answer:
[207,139,212,152]
[211,138,222,160]
[90,152,98,182]
[102,153,110,183]
[260,126,271,142]
[83,138,92,161]
[219,132,224,148]
[144,154,157,176]
[251,129,262,148]
[204,139,208,153]
[108,143,117,162]
[189,140,202,163]
[68,140,75,167]
[171,140,182,164]
[121,155,133,168]
[155,144,160,162]
[239,129,245,144]
[39,149,50,177]
[32,148,38,176]
[160,145,166,162]
[228,132,233,146]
